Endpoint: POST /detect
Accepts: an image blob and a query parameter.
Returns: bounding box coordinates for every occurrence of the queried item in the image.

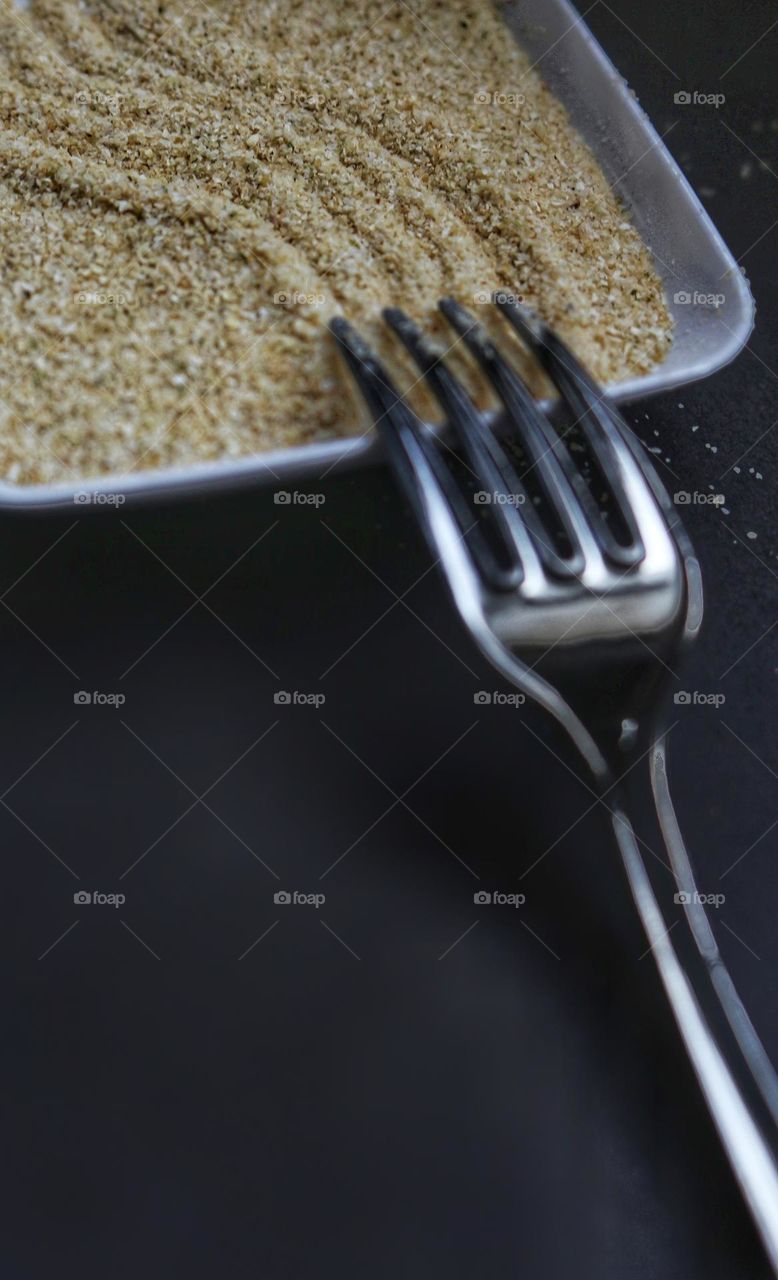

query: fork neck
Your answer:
[530,634,681,783]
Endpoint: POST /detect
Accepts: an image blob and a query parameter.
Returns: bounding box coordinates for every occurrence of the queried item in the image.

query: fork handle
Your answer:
[650,733,778,1130]
[610,786,778,1272]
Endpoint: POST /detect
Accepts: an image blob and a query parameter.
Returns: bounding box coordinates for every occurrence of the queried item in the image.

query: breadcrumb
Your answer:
[0,0,671,485]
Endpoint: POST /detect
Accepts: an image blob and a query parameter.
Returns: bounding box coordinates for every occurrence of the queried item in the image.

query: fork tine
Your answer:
[438,297,597,579]
[382,307,549,587]
[495,295,646,569]
[330,317,520,593]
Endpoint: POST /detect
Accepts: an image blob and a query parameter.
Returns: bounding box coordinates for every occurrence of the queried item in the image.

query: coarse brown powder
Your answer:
[0,0,671,485]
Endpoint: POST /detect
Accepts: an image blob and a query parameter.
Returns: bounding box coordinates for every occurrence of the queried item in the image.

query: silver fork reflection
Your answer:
[332,297,778,1271]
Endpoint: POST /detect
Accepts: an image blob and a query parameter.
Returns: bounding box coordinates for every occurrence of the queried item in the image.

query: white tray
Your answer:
[5,0,754,508]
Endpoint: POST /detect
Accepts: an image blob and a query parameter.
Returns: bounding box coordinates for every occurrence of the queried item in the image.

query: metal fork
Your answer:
[331,297,778,1270]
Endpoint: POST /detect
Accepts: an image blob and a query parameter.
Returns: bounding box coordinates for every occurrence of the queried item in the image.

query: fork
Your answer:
[331,297,778,1270]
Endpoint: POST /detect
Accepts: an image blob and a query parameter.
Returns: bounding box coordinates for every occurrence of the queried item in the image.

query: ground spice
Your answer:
[0,0,671,485]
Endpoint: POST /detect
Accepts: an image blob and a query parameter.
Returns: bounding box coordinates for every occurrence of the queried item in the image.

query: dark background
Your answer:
[2,0,777,1276]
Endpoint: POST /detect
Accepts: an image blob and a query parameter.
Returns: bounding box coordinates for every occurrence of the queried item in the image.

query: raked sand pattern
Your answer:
[0,0,671,484]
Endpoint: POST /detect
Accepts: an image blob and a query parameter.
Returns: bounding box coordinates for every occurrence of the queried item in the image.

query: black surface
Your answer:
[3,1,778,1276]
